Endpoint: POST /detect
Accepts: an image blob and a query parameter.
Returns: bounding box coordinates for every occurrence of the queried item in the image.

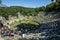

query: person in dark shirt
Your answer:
[0,21,3,28]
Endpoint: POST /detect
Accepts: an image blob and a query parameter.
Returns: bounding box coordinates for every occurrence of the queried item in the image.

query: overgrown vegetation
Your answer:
[9,16,40,30]
[17,23,40,30]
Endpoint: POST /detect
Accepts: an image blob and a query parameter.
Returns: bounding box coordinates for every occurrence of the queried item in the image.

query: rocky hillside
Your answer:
[33,12,60,40]
[34,12,60,23]
[34,12,60,32]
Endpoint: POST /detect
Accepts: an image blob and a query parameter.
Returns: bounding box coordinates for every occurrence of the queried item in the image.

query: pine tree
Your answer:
[56,0,60,2]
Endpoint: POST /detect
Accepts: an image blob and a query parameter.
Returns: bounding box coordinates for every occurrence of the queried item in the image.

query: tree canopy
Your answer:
[0,0,60,19]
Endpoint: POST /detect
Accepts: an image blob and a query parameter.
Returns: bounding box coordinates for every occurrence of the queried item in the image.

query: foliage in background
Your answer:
[0,0,60,19]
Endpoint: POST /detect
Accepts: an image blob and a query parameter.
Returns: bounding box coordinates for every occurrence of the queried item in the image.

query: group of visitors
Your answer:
[0,21,22,37]
[0,27,22,37]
